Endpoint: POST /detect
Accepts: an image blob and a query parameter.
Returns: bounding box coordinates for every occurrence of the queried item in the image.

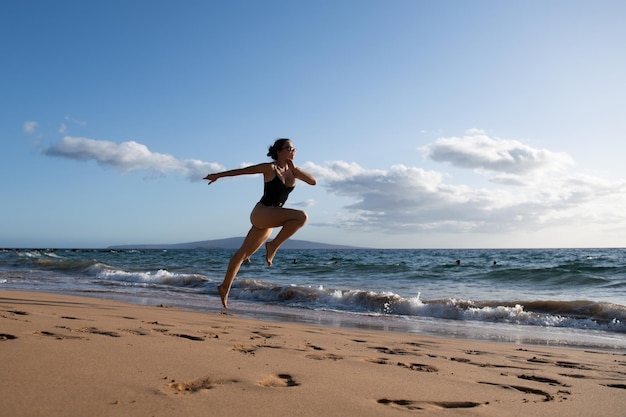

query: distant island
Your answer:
[108,237,361,250]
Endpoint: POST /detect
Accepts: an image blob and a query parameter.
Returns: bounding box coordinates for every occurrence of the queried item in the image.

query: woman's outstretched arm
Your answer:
[203,163,272,184]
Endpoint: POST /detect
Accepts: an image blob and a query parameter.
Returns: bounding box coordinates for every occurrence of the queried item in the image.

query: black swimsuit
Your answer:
[259,173,294,207]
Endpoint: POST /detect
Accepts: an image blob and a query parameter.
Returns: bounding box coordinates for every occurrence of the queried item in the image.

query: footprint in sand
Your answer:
[169,376,238,393]
[233,344,258,354]
[34,330,85,340]
[170,377,213,393]
[518,374,570,387]
[465,350,489,355]
[304,342,324,351]
[451,356,531,371]
[365,357,390,365]
[168,333,205,341]
[259,374,299,388]
[364,357,437,372]
[78,327,121,338]
[369,346,413,356]
[404,341,437,349]
[119,328,149,336]
[197,329,221,339]
[251,330,279,339]
[7,310,28,316]
[526,356,596,372]
[479,381,555,402]
[527,356,552,364]
[398,362,439,373]
[305,353,343,361]
[0,333,17,340]
[1,310,29,322]
[555,361,594,371]
[143,320,174,328]
[377,398,482,411]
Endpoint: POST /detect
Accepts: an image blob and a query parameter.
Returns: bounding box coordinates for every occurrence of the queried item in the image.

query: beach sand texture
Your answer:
[1,290,625,417]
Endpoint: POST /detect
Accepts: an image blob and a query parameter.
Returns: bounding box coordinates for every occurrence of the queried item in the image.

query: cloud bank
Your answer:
[43,136,222,182]
[423,129,573,174]
[303,130,625,235]
[40,130,626,236]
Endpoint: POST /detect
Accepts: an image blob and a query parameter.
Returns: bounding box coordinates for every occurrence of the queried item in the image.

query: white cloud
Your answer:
[42,136,222,182]
[64,115,87,126]
[58,123,67,134]
[421,129,574,177]
[40,132,626,239]
[23,121,39,134]
[304,153,626,236]
[293,199,315,208]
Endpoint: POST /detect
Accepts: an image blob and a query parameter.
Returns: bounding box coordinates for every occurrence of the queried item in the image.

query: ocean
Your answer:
[1,247,625,350]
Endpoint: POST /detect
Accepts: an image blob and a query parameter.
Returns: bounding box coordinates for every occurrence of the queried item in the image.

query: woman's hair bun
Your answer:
[267,138,290,160]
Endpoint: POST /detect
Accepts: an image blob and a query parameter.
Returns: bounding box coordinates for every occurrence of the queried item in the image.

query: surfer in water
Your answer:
[203,138,317,309]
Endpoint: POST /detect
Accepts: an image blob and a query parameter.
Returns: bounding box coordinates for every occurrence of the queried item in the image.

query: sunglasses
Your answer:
[281,146,297,152]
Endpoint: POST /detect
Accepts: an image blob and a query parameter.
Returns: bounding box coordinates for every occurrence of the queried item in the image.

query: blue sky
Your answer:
[2,0,625,249]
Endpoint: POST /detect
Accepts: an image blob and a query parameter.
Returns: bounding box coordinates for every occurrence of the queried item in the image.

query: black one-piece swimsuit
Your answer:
[259,174,294,207]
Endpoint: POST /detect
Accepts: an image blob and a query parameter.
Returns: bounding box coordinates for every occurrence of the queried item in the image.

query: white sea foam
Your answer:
[94,266,208,287]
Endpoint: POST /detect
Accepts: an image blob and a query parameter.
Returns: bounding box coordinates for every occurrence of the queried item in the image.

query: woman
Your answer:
[203,138,317,309]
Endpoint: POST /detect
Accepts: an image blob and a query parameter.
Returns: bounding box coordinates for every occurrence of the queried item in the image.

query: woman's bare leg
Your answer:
[265,211,308,266]
[218,226,272,308]
[249,203,309,266]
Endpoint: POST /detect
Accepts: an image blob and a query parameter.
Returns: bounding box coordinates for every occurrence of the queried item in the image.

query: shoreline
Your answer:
[2,289,626,416]
[48,287,626,351]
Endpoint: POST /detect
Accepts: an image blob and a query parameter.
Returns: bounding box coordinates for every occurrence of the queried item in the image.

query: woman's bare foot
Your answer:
[265,240,279,267]
[217,284,229,309]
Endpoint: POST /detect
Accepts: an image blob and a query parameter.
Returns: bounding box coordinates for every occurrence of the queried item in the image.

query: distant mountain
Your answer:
[108,237,360,250]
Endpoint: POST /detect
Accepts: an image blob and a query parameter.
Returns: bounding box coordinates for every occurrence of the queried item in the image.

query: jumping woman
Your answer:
[203,138,317,309]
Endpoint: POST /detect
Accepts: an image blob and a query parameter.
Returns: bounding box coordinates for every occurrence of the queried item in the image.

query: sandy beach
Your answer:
[1,290,625,416]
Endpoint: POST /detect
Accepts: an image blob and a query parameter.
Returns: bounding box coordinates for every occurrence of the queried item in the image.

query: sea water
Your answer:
[1,247,625,350]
